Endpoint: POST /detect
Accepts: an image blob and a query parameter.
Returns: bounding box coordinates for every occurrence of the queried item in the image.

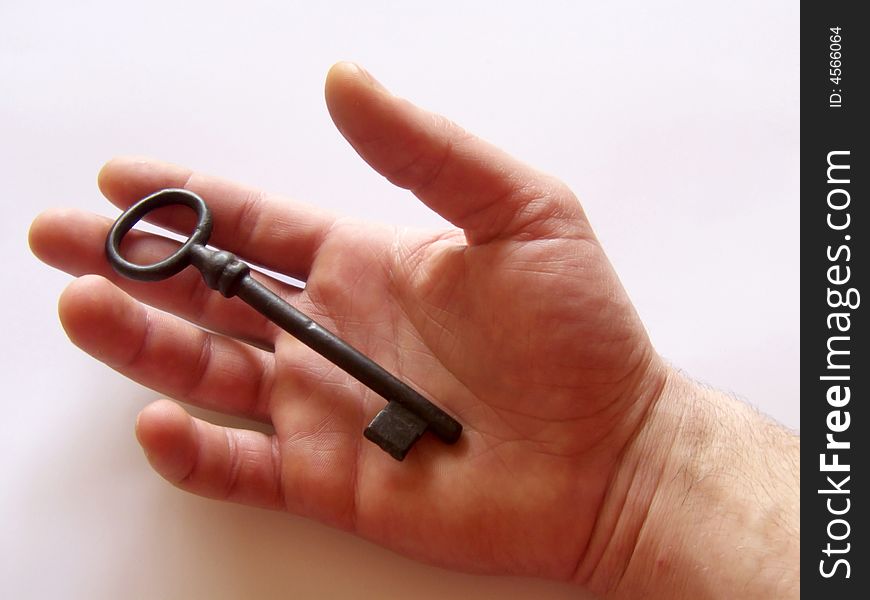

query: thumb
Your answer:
[324,62,588,245]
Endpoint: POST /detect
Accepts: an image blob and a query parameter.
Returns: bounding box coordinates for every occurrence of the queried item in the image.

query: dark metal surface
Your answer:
[105,188,462,460]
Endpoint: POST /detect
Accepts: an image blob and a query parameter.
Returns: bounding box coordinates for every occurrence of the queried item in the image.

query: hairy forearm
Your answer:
[582,369,800,598]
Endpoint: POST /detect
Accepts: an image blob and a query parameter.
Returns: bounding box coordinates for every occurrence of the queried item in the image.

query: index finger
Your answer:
[98,157,340,280]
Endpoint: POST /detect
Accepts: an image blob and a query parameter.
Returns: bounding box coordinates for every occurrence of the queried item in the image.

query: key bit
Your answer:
[106,188,462,461]
[364,402,428,461]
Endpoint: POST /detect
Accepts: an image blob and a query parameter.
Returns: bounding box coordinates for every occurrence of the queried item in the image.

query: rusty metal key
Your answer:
[105,189,462,460]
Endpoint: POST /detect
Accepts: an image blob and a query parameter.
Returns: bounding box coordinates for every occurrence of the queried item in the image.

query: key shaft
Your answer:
[190,245,461,444]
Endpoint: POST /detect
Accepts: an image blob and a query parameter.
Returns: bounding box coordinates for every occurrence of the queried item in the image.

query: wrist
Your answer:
[578,368,800,598]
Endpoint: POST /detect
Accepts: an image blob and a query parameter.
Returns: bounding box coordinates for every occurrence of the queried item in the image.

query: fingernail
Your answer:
[350,62,388,92]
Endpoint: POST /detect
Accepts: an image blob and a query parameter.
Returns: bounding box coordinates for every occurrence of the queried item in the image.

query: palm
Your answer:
[272,217,658,577]
[30,63,665,583]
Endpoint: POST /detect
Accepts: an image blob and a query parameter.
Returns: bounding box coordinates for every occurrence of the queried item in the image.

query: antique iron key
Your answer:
[105,189,462,460]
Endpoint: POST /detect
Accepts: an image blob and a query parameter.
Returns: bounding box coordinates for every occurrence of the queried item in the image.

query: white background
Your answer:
[1,2,798,598]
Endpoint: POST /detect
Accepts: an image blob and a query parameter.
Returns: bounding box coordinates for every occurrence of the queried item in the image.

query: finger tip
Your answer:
[58,275,129,350]
[96,157,122,197]
[58,272,104,314]
[136,400,197,483]
[97,156,149,200]
[136,399,189,442]
[28,209,56,259]
[29,208,79,260]
[326,61,365,88]
[325,62,359,111]
[325,61,388,124]
[59,272,114,307]
[98,156,192,206]
[326,60,358,80]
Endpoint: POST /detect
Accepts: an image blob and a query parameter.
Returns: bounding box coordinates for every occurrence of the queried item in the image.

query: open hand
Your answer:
[31,63,773,596]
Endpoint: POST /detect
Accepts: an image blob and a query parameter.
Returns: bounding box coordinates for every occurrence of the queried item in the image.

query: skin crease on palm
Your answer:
[28,63,799,598]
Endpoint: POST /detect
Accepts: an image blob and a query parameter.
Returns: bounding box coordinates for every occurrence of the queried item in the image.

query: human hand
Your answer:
[29,63,798,598]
